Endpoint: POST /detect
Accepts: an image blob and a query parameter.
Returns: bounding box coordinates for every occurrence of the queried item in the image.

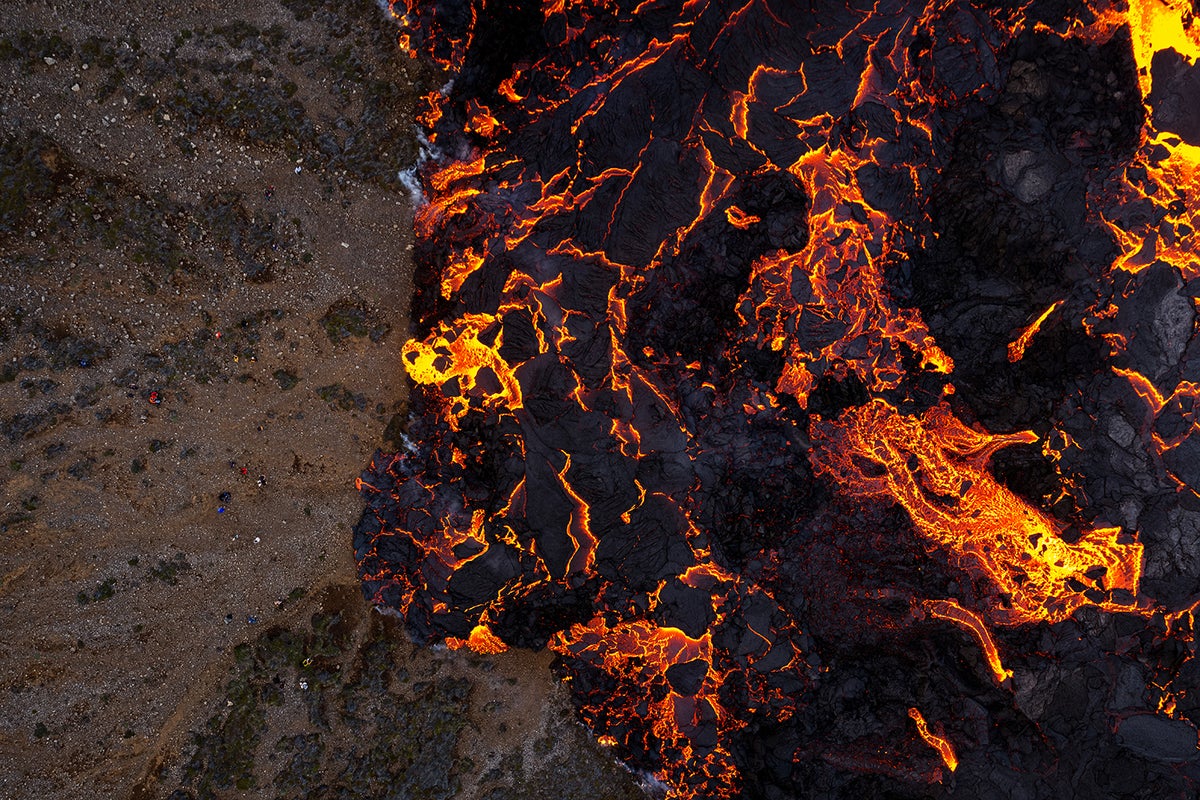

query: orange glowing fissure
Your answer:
[908,707,958,773]
[921,599,1012,683]
[1007,300,1064,363]
[376,0,1200,794]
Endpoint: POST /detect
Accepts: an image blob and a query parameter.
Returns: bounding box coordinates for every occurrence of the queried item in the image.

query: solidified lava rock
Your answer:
[1149,48,1200,146]
[901,27,1143,434]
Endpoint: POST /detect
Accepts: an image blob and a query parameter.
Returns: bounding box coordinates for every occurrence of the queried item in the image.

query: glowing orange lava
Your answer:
[908,707,958,773]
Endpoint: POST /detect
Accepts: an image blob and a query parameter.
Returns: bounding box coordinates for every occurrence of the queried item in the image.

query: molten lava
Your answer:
[356,0,1200,796]
[812,399,1143,626]
[908,707,958,774]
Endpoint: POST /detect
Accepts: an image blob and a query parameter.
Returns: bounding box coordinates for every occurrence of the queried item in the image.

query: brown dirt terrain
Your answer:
[0,2,647,798]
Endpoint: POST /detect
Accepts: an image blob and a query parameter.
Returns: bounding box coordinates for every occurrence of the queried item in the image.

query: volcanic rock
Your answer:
[1149,48,1200,146]
[1116,713,1199,763]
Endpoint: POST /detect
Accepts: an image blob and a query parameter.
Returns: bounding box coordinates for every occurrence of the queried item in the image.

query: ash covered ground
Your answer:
[0,2,643,799]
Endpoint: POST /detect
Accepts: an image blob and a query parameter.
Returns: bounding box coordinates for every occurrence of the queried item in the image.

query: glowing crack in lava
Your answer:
[356,0,1200,796]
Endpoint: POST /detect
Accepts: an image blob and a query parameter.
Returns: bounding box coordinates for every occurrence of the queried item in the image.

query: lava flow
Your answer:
[356,0,1200,796]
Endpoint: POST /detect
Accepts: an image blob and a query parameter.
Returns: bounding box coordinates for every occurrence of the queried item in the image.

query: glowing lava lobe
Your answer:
[811,400,1143,626]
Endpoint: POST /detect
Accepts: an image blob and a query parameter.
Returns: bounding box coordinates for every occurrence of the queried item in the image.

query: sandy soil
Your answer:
[0,2,646,798]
